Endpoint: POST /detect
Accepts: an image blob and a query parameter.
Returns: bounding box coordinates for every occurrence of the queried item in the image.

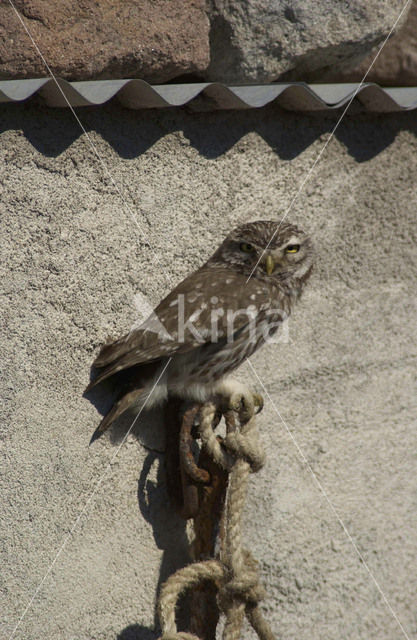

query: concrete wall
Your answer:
[1,102,416,640]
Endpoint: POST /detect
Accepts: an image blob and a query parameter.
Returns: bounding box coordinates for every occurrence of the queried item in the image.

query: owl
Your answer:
[86,220,314,441]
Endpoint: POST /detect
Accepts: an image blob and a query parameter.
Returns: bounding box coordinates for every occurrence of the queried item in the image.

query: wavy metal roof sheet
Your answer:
[0,78,416,111]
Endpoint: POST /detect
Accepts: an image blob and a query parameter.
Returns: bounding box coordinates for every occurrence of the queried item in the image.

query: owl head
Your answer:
[209,220,314,283]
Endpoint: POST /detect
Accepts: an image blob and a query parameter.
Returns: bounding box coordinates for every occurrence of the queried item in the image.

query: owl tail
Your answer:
[89,387,144,444]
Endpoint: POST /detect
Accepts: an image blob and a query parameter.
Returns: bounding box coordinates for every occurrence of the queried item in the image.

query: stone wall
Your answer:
[320,0,417,86]
[1,0,416,84]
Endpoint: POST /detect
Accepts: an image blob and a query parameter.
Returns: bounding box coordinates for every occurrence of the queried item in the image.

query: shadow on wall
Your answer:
[83,377,196,638]
[117,625,159,640]
[0,100,416,162]
[113,450,190,640]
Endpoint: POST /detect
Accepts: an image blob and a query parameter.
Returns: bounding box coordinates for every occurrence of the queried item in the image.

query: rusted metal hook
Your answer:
[164,398,223,519]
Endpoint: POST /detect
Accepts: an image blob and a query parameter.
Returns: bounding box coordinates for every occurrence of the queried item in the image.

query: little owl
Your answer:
[86,220,314,440]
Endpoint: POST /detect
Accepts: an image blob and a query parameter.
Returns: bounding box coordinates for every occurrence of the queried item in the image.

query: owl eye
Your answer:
[240,242,255,253]
[285,244,300,254]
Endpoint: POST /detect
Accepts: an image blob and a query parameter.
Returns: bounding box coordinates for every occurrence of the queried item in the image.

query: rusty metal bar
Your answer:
[164,397,228,639]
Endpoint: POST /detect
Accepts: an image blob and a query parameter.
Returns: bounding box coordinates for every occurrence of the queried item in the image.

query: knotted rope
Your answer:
[158,392,275,640]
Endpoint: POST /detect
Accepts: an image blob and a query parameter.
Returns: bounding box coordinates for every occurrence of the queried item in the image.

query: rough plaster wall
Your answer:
[1,102,416,640]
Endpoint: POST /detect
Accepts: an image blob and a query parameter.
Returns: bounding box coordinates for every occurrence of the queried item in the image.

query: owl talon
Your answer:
[252,393,264,414]
[228,391,257,422]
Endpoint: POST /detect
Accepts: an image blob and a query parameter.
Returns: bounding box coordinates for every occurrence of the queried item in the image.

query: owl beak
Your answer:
[265,254,275,275]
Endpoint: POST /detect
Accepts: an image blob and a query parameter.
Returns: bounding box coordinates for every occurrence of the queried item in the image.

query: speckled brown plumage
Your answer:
[86,220,314,440]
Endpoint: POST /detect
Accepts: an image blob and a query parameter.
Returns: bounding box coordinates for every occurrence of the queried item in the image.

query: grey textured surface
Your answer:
[319,0,417,87]
[1,103,417,640]
[1,79,417,112]
[206,0,409,83]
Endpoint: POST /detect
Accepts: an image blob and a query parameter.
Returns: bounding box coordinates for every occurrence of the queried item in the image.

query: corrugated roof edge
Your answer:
[0,79,416,111]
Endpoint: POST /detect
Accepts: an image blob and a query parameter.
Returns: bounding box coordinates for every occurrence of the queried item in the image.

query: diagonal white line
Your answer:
[7,357,172,640]
[246,0,413,283]
[246,357,411,640]
[7,0,170,283]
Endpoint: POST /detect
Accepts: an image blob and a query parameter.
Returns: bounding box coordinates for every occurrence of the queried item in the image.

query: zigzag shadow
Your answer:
[1,98,415,162]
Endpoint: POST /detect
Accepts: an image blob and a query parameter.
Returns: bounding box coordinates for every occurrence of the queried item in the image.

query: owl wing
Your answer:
[86,266,268,391]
